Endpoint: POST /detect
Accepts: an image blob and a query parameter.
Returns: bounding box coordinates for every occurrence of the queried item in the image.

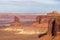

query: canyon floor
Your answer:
[0,27,59,40]
[0,30,39,40]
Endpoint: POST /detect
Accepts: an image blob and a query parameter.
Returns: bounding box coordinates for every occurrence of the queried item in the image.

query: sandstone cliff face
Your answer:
[37,11,60,40]
[32,15,49,28]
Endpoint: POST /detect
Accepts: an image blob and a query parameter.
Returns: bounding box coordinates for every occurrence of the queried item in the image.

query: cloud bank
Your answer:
[0,0,60,13]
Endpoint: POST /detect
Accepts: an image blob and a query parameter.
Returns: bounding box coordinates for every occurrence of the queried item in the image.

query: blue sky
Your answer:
[0,0,60,13]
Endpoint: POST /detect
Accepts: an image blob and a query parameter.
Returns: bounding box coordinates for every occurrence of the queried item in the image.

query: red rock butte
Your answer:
[9,16,21,27]
[35,11,60,40]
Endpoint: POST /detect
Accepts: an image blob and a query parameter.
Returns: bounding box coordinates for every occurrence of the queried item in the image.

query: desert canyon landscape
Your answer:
[0,11,60,40]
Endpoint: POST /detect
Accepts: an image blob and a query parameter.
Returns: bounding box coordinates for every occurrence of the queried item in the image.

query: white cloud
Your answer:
[0,0,60,13]
[0,0,31,1]
[0,0,60,4]
[32,0,60,4]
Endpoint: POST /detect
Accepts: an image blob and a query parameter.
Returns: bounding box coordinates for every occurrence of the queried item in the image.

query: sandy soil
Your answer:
[0,30,39,40]
[38,34,60,40]
[0,29,59,40]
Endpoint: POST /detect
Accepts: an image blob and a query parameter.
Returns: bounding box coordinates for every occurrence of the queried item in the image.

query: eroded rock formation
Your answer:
[37,11,60,40]
[9,16,21,27]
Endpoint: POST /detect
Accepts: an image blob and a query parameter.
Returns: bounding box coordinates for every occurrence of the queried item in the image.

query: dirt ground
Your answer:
[0,29,60,40]
[38,34,60,40]
[0,30,39,40]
